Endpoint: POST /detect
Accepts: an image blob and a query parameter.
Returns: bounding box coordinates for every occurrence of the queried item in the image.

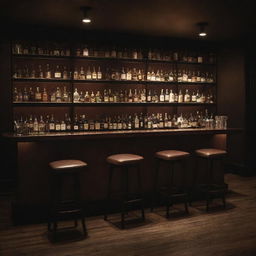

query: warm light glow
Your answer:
[82,18,91,23]
[199,32,207,37]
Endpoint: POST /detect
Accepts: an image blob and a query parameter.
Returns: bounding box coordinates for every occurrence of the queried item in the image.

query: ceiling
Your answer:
[1,0,255,41]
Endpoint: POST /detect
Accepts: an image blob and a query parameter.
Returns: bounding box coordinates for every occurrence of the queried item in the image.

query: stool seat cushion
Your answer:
[195,148,227,158]
[155,150,190,161]
[49,160,87,171]
[107,154,143,165]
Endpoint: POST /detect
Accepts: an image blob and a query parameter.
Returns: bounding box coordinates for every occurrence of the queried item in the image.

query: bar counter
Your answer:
[2,127,242,223]
[2,127,242,142]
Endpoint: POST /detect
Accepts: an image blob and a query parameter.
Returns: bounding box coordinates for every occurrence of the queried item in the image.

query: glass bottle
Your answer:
[73,88,80,103]
[42,88,48,102]
[54,65,62,79]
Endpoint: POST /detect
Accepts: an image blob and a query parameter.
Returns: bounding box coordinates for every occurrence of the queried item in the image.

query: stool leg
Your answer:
[190,157,199,206]
[166,162,174,218]
[121,167,129,229]
[104,166,113,221]
[137,165,145,221]
[151,159,160,212]
[181,160,189,214]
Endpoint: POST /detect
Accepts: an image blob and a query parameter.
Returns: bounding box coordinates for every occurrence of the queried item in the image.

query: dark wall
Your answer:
[217,46,246,173]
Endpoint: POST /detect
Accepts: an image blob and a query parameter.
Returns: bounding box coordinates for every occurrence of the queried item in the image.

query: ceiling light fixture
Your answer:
[81,6,92,23]
[197,22,208,37]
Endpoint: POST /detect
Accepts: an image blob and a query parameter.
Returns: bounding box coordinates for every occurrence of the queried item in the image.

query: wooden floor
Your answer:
[1,174,256,256]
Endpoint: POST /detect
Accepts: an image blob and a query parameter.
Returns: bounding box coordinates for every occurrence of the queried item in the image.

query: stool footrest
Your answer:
[124,198,143,204]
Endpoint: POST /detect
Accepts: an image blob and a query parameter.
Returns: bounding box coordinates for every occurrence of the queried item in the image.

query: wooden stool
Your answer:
[194,148,227,211]
[48,159,87,241]
[152,150,190,218]
[104,154,145,229]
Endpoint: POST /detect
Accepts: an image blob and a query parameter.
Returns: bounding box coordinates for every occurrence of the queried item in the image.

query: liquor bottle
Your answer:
[187,70,192,82]
[38,116,45,134]
[97,66,102,80]
[63,66,68,79]
[28,87,34,101]
[79,115,84,131]
[132,49,138,59]
[62,86,69,102]
[169,70,174,82]
[42,88,48,102]
[198,51,203,63]
[132,68,137,81]
[73,88,80,103]
[55,119,61,131]
[196,90,201,103]
[109,89,114,102]
[111,47,117,58]
[95,91,102,102]
[200,93,206,103]
[92,66,97,79]
[196,70,201,82]
[13,87,18,102]
[17,89,23,102]
[79,67,85,80]
[133,89,139,102]
[121,67,126,80]
[147,70,151,81]
[178,90,183,103]
[141,89,146,102]
[160,70,164,81]
[182,69,188,82]
[126,69,132,80]
[192,71,197,83]
[90,91,96,103]
[86,66,92,80]
[73,114,79,131]
[177,69,182,82]
[113,90,119,103]
[164,89,169,102]
[82,115,89,131]
[84,91,90,102]
[50,90,56,102]
[155,70,160,81]
[76,48,81,56]
[22,88,28,102]
[56,87,62,102]
[151,70,156,81]
[38,65,44,78]
[35,87,42,101]
[49,114,55,131]
[134,114,140,129]
[169,89,174,103]
[184,89,190,102]
[89,119,95,130]
[54,65,62,79]
[33,117,39,133]
[65,114,72,131]
[60,120,66,131]
[147,89,152,102]
[95,118,101,130]
[73,67,79,80]
[103,89,109,102]
[154,90,159,102]
[191,91,197,102]
[128,89,133,102]
[31,65,36,78]
[174,92,178,102]
[45,115,50,132]
[200,72,206,82]
[160,89,165,102]
[82,45,89,56]
[138,69,142,81]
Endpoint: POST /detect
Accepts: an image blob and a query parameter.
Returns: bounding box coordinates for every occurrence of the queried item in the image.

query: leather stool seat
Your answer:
[50,159,87,171]
[156,150,190,161]
[107,154,143,166]
[195,148,227,158]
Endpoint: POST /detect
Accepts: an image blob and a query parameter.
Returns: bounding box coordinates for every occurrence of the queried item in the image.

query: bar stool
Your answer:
[194,148,227,211]
[152,150,190,218]
[48,159,87,241]
[104,154,145,229]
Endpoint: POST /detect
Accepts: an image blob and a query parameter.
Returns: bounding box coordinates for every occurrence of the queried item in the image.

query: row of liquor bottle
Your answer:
[13,65,215,83]
[13,42,216,63]
[14,110,216,135]
[13,86,214,104]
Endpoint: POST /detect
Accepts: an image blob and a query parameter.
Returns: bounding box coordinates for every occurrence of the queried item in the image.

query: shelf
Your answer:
[12,78,71,82]
[12,54,216,66]
[13,54,71,60]
[13,102,72,106]
[12,78,216,85]
[13,102,216,107]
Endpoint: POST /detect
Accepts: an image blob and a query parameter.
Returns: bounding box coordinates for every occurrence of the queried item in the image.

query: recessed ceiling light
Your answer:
[81,6,92,24]
[197,22,208,37]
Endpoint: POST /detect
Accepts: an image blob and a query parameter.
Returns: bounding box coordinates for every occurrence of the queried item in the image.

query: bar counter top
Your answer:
[2,128,243,142]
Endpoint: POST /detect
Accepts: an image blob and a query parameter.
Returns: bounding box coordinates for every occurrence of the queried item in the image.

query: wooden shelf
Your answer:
[12,78,215,85]
[12,54,216,65]
[12,102,216,107]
